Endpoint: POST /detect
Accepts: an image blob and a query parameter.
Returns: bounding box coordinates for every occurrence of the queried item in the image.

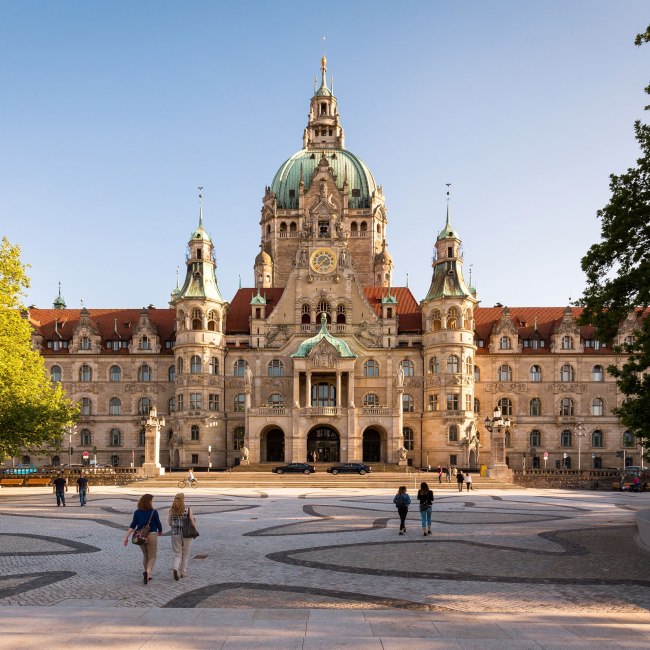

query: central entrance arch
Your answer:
[363,429,381,463]
[266,429,285,462]
[307,426,339,463]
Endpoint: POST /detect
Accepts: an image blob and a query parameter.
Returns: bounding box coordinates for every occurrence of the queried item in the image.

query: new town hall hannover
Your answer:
[26,59,638,472]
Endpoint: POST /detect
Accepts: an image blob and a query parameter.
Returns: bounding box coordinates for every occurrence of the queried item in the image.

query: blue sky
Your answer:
[1,1,648,310]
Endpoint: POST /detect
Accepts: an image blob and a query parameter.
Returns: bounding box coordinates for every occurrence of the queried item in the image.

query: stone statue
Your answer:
[397,366,405,387]
[241,446,250,461]
[244,366,253,387]
[398,446,408,461]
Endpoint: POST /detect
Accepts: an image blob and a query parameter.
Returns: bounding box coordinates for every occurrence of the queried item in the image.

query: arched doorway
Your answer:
[267,429,285,462]
[308,426,339,463]
[363,429,381,463]
[468,449,477,469]
[593,456,602,469]
[173,449,180,468]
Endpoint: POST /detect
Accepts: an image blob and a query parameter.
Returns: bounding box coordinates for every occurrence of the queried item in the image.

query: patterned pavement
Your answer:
[1,484,650,647]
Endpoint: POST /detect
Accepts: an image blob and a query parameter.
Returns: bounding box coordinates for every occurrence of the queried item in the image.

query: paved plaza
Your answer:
[1,483,650,648]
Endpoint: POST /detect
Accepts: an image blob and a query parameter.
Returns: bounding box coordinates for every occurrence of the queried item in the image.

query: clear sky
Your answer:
[1,1,648,310]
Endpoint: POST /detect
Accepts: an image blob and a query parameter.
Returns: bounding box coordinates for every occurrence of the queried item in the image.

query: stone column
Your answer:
[336,372,341,408]
[488,427,512,479]
[142,407,165,477]
[348,371,355,407]
[293,372,300,407]
[306,371,312,407]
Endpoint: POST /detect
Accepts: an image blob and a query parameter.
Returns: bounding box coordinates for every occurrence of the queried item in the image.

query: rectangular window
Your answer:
[449,454,457,466]
[191,454,199,465]
[465,394,472,411]
[209,394,220,411]
[446,394,459,411]
[190,393,202,410]
[352,189,361,198]
[177,394,184,411]
[428,394,438,411]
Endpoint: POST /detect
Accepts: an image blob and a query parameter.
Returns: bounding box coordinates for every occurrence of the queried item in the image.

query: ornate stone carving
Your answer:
[485,383,528,393]
[546,383,588,394]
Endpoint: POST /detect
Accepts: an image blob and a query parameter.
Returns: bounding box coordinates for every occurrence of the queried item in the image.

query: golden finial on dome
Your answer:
[321,55,327,70]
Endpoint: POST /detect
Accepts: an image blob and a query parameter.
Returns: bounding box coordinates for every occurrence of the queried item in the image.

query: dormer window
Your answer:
[561,335,574,350]
[80,336,91,350]
[320,102,327,115]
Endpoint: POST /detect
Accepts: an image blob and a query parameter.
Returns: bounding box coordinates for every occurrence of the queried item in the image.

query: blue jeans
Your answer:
[420,506,432,529]
[79,489,87,506]
[56,490,65,506]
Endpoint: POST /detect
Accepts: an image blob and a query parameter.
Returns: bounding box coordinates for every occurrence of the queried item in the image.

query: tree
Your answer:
[0,237,78,460]
[579,26,650,448]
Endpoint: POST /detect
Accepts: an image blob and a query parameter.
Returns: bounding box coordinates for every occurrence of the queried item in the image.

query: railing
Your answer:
[301,407,340,416]
[361,407,393,416]
[255,406,287,416]
[278,231,299,238]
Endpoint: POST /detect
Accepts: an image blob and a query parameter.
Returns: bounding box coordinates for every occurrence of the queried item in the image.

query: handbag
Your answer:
[182,507,199,539]
[131,510,154,546]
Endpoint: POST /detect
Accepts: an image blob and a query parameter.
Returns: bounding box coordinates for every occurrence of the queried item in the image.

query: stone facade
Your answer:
[20,59,640,473]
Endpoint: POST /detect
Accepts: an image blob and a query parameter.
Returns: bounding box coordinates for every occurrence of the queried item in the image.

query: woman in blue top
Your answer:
[417,482,434,536]
[123,493,163,584]
[392,485,411,535]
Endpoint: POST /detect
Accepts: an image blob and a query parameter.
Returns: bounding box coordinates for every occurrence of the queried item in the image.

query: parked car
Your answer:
[272,463,316,474]
[4,464,38,475]
[327,463,372,475]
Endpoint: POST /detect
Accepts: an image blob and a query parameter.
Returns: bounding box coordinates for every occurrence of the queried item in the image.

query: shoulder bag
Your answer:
[182,507,199,539]
[131,510,154,546]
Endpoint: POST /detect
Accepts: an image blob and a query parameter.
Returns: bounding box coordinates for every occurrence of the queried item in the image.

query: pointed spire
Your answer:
[198,186,204,228]
[445,182,451,229]
[176,266,179,289]
[53,282,66,309]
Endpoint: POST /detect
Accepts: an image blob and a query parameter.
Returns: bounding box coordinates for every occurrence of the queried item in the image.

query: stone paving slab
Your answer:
[1,486,650,647]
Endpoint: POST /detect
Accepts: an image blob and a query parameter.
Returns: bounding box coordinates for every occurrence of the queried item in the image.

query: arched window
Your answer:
[559,364,575,382]
[140,336,151,350]
[591,397,604,416]
[473,365,480,382]
[363,393,380,407]
[80,397,92,416]
[623,430,635,447]
[234,394,246,412]
[138,428,146,446]
[530,430,542,447]
[449,425,459,442]
[207,310,217,331]
[530,365,542,382]
[190,355,202,374]
[301,304,311,324]
[429,357,440,375]
[80,429,92,446]
[336,304,346,324]
[138,364,152,382]
[505,430,511,447]
[168,397,175,413]
[403,426,414,451]
[447,355,459,374]
[432,309,442,331]
[498,365,512,382]
[561,430,572,447]
[592,430,603,448]
[400,359,415,377]
[191,425,200,441]
[80,336,91,350]
[463,309,473,329]
[402,394,414,413]
[364,359,380,377]
[191,308,202,330]
[50,365,62,382]
[109,365,121,382]
[79,365,92,382]
[268,359,284,377]
[474,398,481,414]
[138,397,152,416]
[109,429,122,447]
[317,301,331,322]
[592,365,604,382]
[210,357,220,375]
[234,359,248,377]
[268,393,284,407]
[111,454,120,467]
[168,365,175,382]
[529,398,541,416]
[559,397,574,416]
[177,357,184,374]
[447,307,460,329]
[233,426,245,450]
[109,397,121,416]
[561,335,574,350]
[465,356,472,374]
[499,397,513,416]
[499,336,511,350]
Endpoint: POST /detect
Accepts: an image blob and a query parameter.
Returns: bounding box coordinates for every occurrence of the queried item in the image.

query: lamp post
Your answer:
[208,445,212,472]
[573,422,587,471]
[68,425,78,466]
[484,405,513,479]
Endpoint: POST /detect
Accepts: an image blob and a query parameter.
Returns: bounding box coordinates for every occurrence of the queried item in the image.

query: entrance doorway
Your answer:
[307,426,339,462]
[468,449,477,469]
[363,429,381,463]
[266,429,285,462]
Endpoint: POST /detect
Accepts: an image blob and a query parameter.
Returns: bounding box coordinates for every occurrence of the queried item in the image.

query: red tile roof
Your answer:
[363,287,422,333]
[226,289,285,334]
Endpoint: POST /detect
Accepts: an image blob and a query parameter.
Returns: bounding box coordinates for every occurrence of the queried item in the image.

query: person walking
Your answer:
[392,485,411,535]
[76,472,89,506]
[52,473,67,506]
[437,465,442,484]
[465,472,473,491]
[446,466,452,483]
[417,481,434,536]
[457,469,465,492]
[168,493,197,580]
[123,494,163,584]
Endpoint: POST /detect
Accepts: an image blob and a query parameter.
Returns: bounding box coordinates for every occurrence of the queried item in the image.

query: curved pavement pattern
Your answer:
[1,485,650,648]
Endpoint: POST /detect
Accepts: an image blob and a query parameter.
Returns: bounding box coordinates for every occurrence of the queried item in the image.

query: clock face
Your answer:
[310,248,338,274]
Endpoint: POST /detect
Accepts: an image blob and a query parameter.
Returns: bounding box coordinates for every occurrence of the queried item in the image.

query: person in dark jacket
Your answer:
[457,470,465,492]
[417,482,434,536]
[123,493,163,584]
[392,485,411,535]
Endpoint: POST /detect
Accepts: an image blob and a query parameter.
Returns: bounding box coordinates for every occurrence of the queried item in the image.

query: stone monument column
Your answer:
[142,407,165,477]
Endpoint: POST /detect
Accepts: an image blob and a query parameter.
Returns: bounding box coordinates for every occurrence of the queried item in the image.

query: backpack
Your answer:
[394,494,408,508]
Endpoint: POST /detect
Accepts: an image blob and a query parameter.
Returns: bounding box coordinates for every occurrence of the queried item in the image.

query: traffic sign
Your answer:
[543,451,549,459]
[82,451,89,459]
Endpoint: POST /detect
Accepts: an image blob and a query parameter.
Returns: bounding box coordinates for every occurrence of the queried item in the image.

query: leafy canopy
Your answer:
[0,237,78,460]
[579,26,650,446]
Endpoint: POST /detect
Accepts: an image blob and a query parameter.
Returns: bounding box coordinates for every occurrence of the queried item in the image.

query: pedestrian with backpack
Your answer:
[393,485,411,535]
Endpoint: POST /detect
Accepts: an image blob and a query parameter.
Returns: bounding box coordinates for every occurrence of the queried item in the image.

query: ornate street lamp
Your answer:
[141,407,165,477]
[573,421,587,471]
[484,405,513,479]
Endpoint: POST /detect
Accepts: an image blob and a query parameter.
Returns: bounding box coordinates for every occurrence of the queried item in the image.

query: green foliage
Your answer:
[579,26,650,447]
[0,238,78,460]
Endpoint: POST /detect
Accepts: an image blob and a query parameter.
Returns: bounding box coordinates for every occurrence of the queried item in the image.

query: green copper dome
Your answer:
[271,149,376,209]
[291,314,357,359]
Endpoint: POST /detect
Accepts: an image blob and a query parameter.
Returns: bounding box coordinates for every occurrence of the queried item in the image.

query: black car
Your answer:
[272,463,316,474]
[327,463,372,475]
